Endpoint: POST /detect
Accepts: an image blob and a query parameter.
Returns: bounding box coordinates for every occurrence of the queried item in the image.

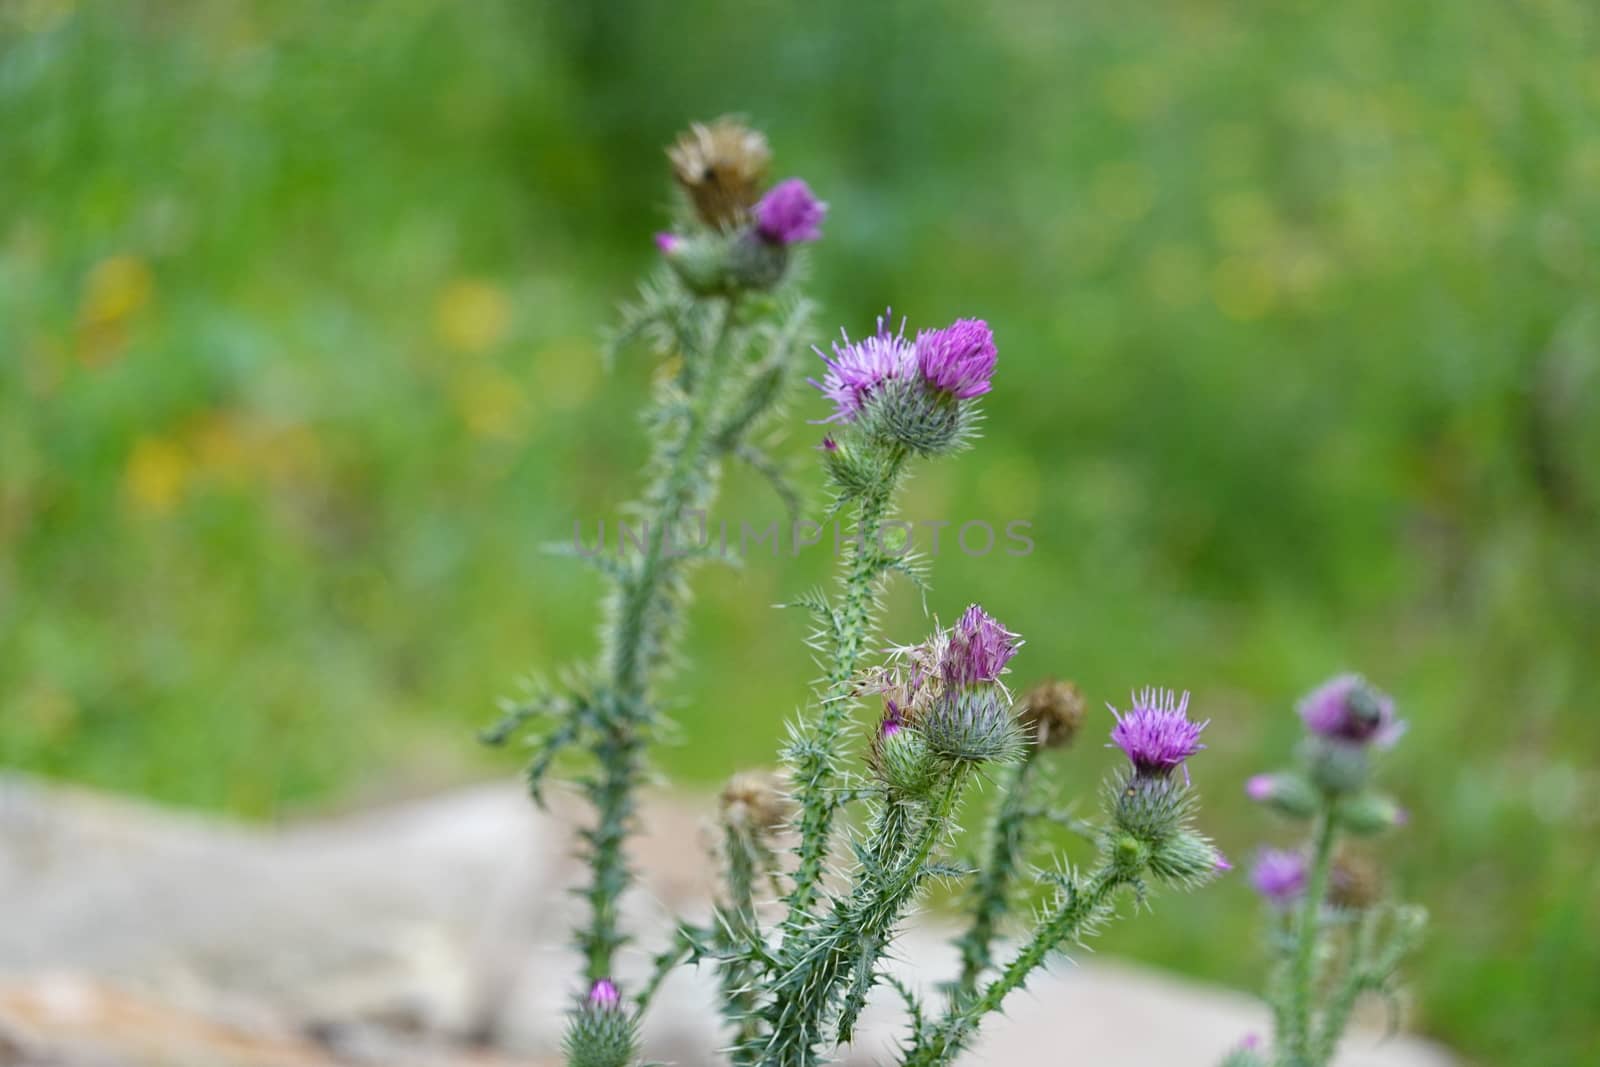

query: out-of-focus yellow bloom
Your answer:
[124,435,189,516]
[1143,244,1206,309]
[76,254,153,367]
[1091,161,1153,228]
[1102,64,1167,122]
[455,365,527,441]
[435,279,511,354]
[534,338,599,413]
[1212,255,1277,321]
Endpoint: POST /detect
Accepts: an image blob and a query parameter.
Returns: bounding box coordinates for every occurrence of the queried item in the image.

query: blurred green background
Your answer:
[3,1,1598,1063]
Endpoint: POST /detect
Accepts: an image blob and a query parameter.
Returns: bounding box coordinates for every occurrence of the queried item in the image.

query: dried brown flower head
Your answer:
[1327,848,1383,911]
[1014,678,1087,750]
[719,770,791,836]
[667,117,772,229]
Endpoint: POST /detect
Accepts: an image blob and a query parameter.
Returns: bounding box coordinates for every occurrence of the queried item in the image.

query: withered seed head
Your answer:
[1327,847,1383,911]
[1015,678,1087,750]
[667,116,772,230]
[719,770,791,836]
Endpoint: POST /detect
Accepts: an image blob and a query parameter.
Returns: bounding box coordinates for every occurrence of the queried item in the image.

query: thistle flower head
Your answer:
[915,318,997,400]
[1015,678,1087,749]
[940,604,1020,687]
[809,311,914,423]
[1108,688,1208,781]
[1249,848,1308,907]
[667,117,771,229]
[755,178,826,244]
[1298,673,1403,748]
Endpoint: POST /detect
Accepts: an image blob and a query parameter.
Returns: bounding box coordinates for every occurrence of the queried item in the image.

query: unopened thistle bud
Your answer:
[1249,848,1308,908]
[1298,674,1403,749]
[720,771,792,837]
[658,231,733,295]
[1015,678,1086,749]
[1219,1034,1267,1067]
[667,117,771,230]
[1244,771,1318,819]
[563,978,637,1067]
[1147,827,1229,887]
[869,705,939,797]
[1335,790,1406,836]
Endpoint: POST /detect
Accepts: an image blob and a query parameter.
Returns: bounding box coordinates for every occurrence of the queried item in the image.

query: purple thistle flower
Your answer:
[1250,848,1308,907]
[1246,774,1274,801]
[915,318,997,400]
[941,604,1020,686]
[587,978,621,1011]
[809,312,915,423]
[1298,674,1403,748]
[1108,688,1208,781]
[755,178,826,245]
[654,232,684,255]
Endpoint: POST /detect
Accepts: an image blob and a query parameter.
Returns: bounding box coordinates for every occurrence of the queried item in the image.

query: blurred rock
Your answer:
[0,776,1454,1067]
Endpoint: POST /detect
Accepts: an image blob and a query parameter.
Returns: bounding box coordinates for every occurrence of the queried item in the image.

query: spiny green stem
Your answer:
[906,863,1127,1067]
[764,769,968,1067]
[786,458,907,921]
[576,299,739,991]
[1283,805,1338,1066]
[951,749,1039,1000]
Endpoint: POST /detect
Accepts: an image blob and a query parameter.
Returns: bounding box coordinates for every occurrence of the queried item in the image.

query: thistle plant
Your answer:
[1230,675,1427,1067]
[483,116,823,1059]
[515,114,1394,1067]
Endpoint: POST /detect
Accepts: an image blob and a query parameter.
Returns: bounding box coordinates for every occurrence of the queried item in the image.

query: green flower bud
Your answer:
[1336,791,1406,836]
[1245,771,1319,819]
[1303,736,1372,796]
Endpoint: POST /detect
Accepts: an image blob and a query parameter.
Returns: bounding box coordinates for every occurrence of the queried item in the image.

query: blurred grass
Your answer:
[3,1,1599,1063]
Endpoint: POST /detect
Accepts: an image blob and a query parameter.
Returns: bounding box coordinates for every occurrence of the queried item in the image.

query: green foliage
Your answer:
[4,2,1599,1063]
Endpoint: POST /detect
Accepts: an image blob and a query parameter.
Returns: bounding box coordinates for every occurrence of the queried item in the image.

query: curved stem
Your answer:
[906,863,1127,1067]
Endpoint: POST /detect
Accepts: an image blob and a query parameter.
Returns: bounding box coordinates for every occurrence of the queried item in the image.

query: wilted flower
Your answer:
[1015,678,1087,749]
[915,318,997,400]
[1109,688,1208,781]
[720,771,792,836]
[1328,849,1383,911]
[941,604,1019,687]
[1297,674,1402,748]
[810,312,914,423]
[1249,848,1308,907]
[667,117,771,229]
[755,178,826,244]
